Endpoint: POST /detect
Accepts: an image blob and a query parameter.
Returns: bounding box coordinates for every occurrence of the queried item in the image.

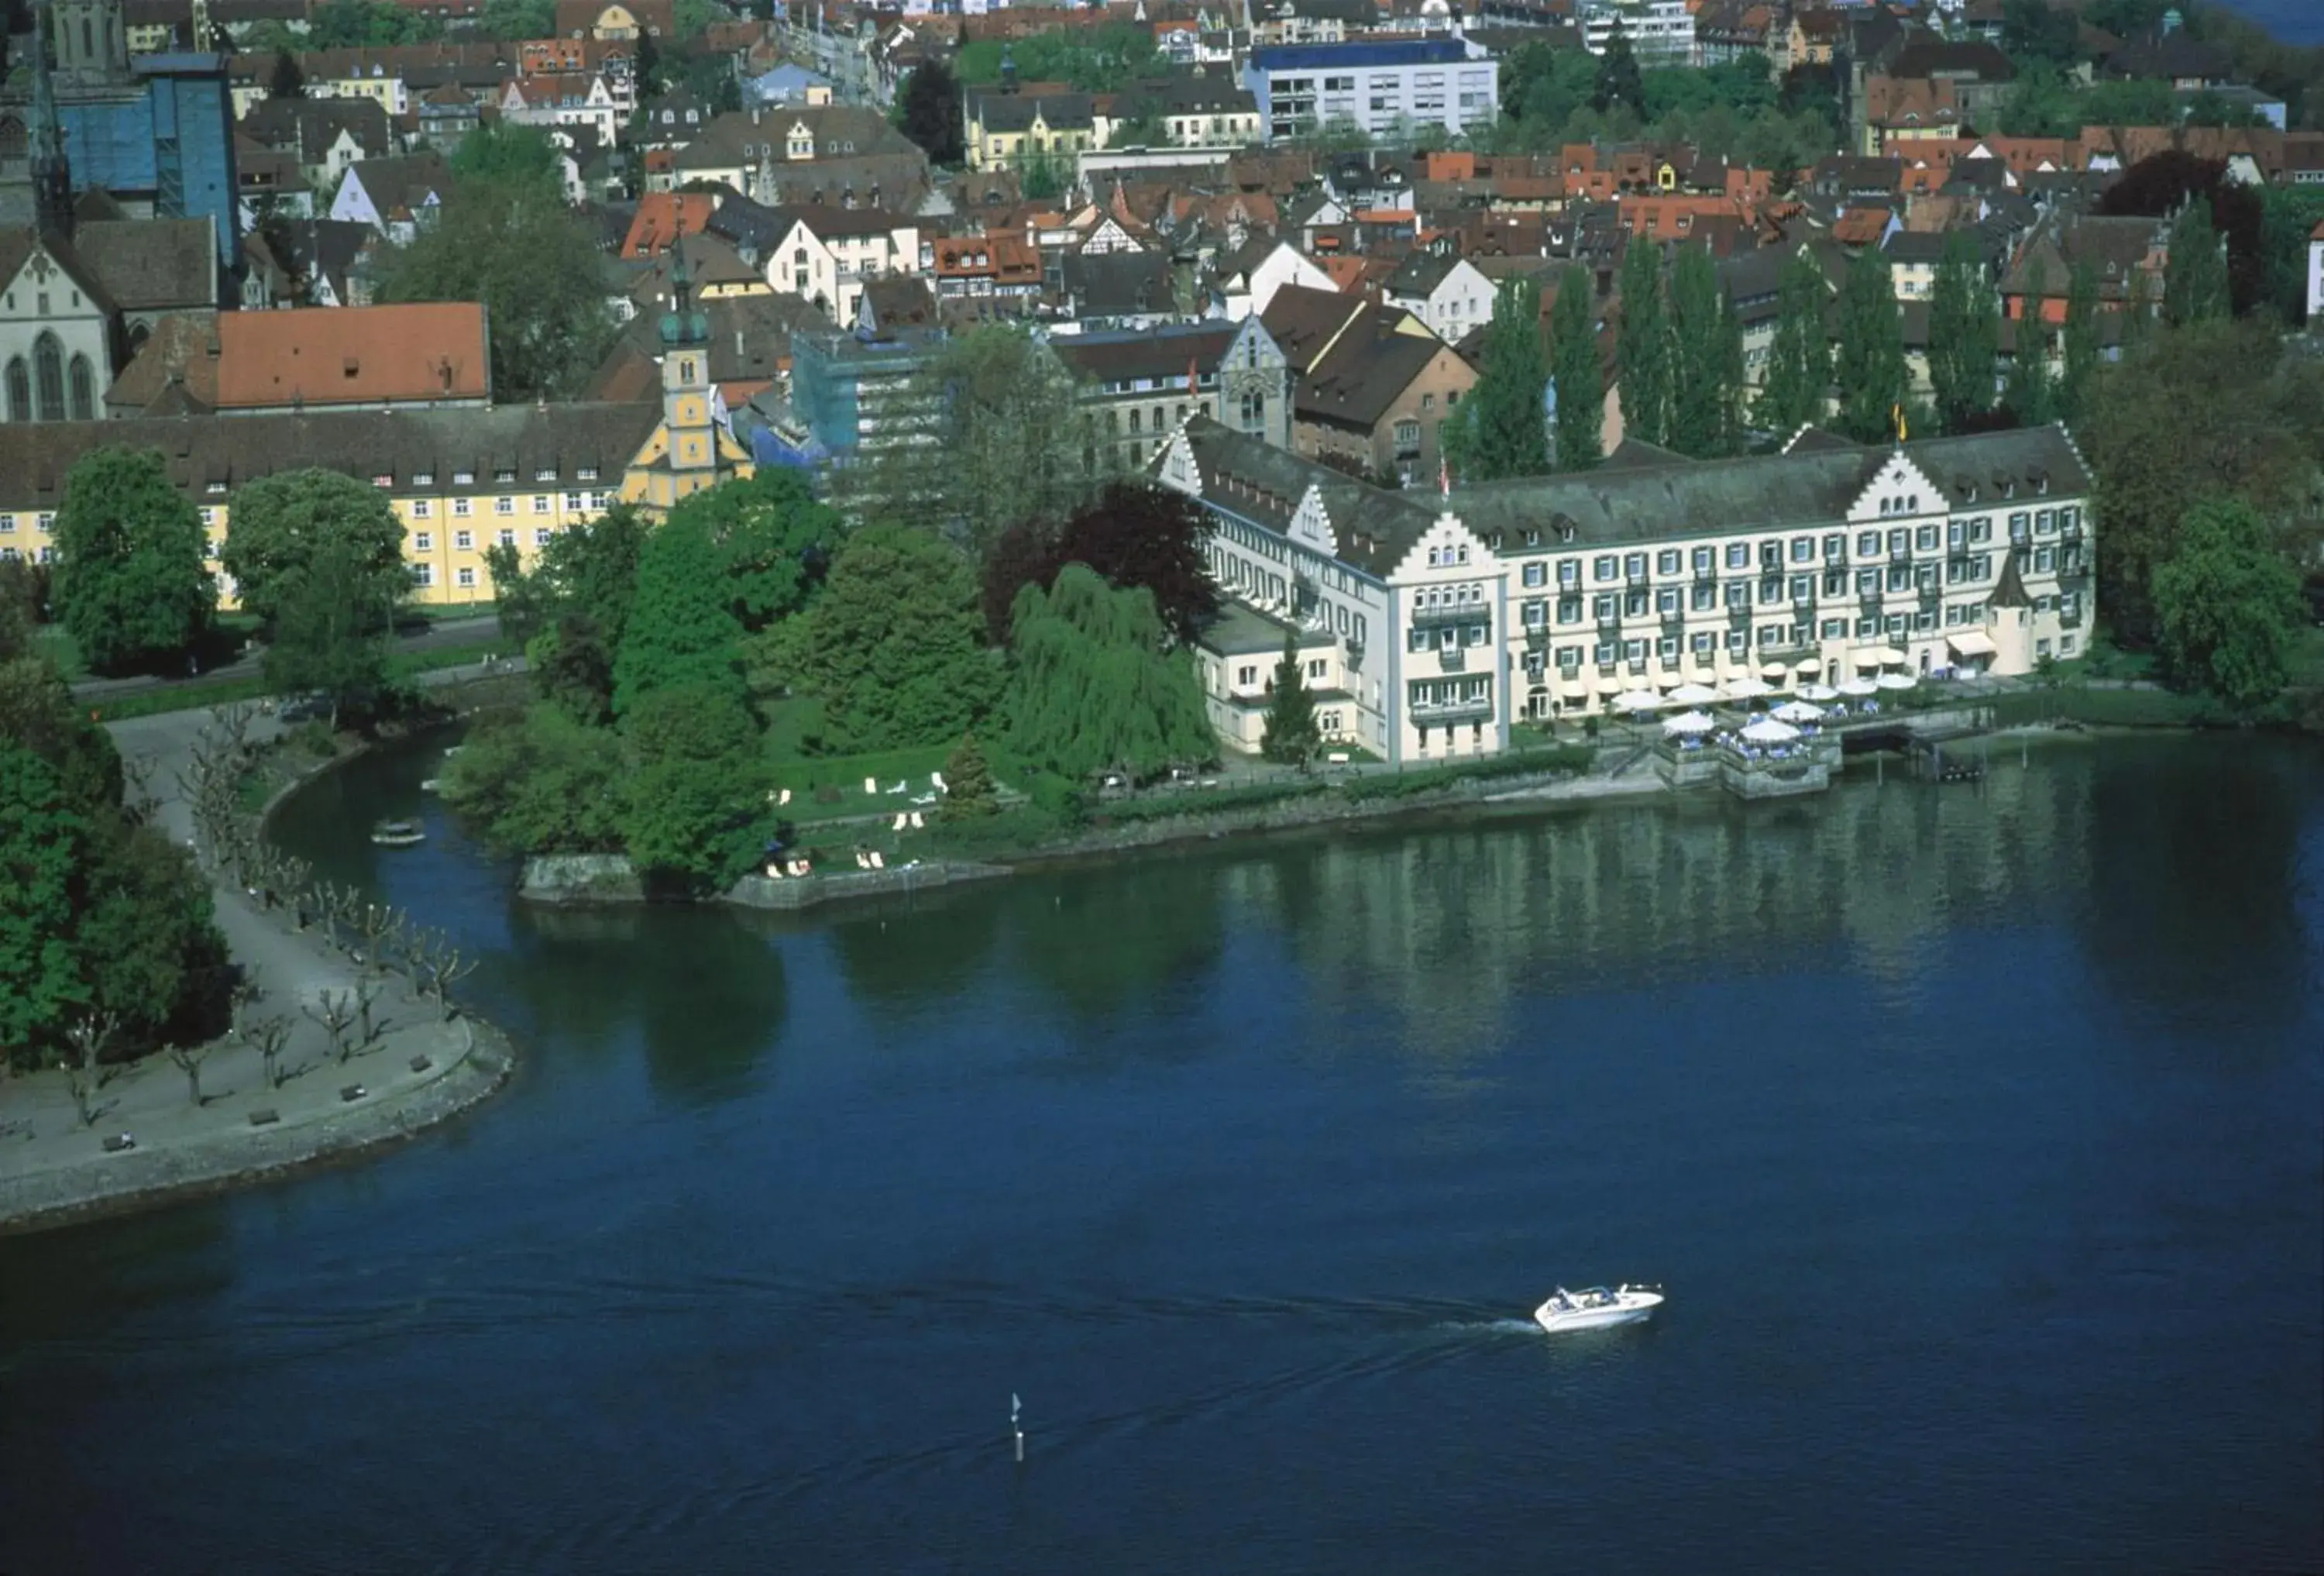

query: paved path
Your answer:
[69,614,501,700]
[0,672,513,1234]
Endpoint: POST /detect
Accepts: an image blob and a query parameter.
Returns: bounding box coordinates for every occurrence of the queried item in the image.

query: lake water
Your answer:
[3,734,2320,1574]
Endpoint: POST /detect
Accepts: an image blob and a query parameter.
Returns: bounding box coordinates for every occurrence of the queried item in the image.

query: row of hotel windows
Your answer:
[1508,510,2081,587]
[1542,549,2085,618]
[404,491,610,518]
[1214,548,1371,649]
[1527,594,2084,669]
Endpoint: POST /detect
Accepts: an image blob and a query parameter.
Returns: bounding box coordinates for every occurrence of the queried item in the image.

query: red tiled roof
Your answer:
[215,303,490,409]
[623,191,717,259]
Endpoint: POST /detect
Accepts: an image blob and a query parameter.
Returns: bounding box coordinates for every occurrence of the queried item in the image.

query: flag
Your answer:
[1186,356,1198,396]
[1892,401,1906,443]
[1439,454,1451,497]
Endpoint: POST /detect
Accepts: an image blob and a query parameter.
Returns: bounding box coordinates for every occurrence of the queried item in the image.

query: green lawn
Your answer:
[32,626,84,680]
[87,642,505,723]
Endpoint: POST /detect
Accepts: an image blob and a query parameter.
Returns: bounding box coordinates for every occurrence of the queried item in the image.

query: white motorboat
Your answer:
[1533,1285,1663,1333]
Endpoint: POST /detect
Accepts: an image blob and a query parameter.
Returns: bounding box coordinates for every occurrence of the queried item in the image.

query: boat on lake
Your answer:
[1533,1285,1663,1333]
[370,819,427,848]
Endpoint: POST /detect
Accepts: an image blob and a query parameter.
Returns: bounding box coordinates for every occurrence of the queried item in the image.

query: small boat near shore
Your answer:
[370,819,427,848]
[1534,1285,1663,1333]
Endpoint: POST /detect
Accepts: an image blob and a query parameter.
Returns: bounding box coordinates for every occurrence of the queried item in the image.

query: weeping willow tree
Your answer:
[1004,565,1215,782]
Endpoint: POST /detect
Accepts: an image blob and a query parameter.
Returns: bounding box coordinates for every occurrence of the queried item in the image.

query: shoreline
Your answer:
[517,716,2178,914]
[0,667,525,1238]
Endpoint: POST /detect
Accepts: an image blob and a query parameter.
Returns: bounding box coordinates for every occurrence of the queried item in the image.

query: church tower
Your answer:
[653,244,723,505]
[28,0,75,238]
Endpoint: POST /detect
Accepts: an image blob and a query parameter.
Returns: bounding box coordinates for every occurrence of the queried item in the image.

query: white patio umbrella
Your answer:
[1875,672,1919,690]
[1722,676,1776,700]
[1667,681,1722,707]
[1771,699,1825,723]
[1797,683,1840,701]
[1838,676,1879,697]
[1740,717,1800,745]
[1613,689,1667,712]
[1662,710,1716,735]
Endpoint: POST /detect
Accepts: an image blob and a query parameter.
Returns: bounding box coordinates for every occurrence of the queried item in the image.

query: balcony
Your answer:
[1411,694,1494,724]
[1411,601,1484,628]
[1693,562,1717,584]
[1858,583,1886,607]
[1435,645,1466,673]
[1725,601,1753,626]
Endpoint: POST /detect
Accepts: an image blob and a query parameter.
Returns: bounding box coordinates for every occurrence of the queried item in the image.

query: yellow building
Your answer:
[0,273,751,610]
[964,89,1099,174]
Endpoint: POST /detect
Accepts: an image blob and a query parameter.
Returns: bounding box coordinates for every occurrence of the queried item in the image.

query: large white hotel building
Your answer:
[1163,418,2095,766]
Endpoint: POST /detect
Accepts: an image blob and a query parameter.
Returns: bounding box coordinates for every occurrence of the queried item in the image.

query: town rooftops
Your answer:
[74,217,218,312]
[214,302,491,410]
[0,403,661,501]
[1053,320,1246,384]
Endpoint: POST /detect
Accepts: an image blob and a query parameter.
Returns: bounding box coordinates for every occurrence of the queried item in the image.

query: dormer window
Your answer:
[452,470,475,485]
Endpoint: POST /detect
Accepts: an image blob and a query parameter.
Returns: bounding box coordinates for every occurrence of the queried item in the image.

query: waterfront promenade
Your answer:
[0,680,513,1234]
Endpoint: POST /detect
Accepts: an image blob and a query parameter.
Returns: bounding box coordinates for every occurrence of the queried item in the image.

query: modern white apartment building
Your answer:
[1243,39,1498,143]
[1578,0,1697,64]
[1161,418,2095,766]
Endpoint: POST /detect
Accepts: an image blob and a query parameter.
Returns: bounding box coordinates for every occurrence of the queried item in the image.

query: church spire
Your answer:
[29,0,75,239]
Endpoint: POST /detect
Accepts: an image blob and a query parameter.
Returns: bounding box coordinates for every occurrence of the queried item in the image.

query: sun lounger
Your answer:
[893,813,909,831]
[868,851,885,869]
[908,811,924,829]
[931,772,947,792]
[863,776,878,795]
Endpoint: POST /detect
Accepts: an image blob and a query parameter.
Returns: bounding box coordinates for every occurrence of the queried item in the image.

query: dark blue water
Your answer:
[2,734,2319,1574]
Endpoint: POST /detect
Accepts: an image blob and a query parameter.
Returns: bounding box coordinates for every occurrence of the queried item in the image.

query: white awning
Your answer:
[1596,674,1628,695]
[1948,631,1996,657]
[1858,645,1906,666]
[1559,679,1590,700]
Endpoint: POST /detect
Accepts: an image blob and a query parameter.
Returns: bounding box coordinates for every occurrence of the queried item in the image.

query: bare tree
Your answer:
[239,1013,296,1090]
[60,1011,117,1127]
[165,1041,217,1106]
[304,991,360,1064]
[352,976,388,1048]
[417,931,478,1020]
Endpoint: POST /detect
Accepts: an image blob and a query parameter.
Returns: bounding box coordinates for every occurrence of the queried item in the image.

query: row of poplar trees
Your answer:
[1455,197,2234,485]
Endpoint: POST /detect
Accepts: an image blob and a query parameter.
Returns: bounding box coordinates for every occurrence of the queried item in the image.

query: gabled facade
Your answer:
[1157,416,2098,763]
[0,232,115,424]
[762,206,922,325]
[1384,250,1495,342]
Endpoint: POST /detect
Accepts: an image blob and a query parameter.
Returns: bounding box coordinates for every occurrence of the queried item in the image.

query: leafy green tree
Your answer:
[1549,264,1603,473]
[474,0,555,39]
[938,732,999,821]
[265,539,397,725]
[2257,184,2324,323]
[307,0,431,46]
[0,663,228,1068]
[2004,261,2056,426]
[798,523,994,751]
[2081,317,2324,648]
[1461,276,1552,481]
[1666,242,1737,457]
[1004,565,1213,782]
[2059,259,2102,424]
[896,57,964,166]
[1833,247,1907,445]
[449,121,562,200]
[531,612,618,725]
[1927,232,1999,433]
[668,467,842,632]
[373,170,617,401]
[1592,22,1644,115]
[617,680,774,890]
[269,49,305,98]
[1758,248,1831,438]
[866,325,1110,555]
[0,747,91,1056]
[1617,239,1673,447]
[443,703,625,854]
[221,466,407,631]
[2152,497,2305,710]
[2164,195,2232,328]
[1259,633,1320,768]
[612,509,745,716]
[51,446,214,676]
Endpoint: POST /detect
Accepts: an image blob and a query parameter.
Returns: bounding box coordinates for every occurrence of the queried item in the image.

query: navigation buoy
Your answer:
[1012,1392,1023,1464]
